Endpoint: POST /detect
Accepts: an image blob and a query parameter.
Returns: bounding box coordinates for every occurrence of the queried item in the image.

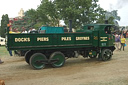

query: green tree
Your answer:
[54,0,106,29]
[22,0,121,30]
[25,9,41,29]
[0,14,9,37]
[11,9,40,31]
[23,0,113,29]
[94,5,106,24]
[37,0,60,26]
[25,9,38,22]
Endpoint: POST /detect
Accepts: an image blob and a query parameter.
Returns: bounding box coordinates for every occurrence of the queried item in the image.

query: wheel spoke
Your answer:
[101,49,112,61]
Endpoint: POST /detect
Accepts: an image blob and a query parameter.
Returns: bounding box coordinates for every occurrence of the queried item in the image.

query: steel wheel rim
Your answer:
[31,54,46,69]
[102,49,112,61]
[51,53,65,67]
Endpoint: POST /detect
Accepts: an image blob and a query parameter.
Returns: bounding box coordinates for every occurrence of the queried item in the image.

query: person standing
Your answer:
[120,36,126,51]
[9,51,13,56]
[0,59,4,64]
[0,79,5,85]
[22,27,27,33]
[115,34,120,50]
[8,26,13,56]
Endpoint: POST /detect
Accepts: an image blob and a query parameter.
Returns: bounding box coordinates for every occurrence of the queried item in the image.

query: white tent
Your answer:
[0,37,5,46]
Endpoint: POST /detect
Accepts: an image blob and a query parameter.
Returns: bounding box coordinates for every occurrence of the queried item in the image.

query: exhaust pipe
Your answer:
[69,20,72,32]
[105,20,108,24]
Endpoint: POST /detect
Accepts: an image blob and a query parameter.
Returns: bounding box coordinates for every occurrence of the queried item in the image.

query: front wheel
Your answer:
[101,49,112,61]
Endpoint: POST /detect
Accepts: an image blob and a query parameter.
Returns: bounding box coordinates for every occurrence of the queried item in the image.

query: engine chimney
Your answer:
[105,20,108,24]
[69,20,72,32]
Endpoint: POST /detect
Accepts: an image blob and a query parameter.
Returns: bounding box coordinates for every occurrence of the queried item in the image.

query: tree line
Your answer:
[0,0,120,37]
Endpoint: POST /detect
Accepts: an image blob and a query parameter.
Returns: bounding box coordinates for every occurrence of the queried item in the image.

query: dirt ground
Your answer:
[0,44,128,85]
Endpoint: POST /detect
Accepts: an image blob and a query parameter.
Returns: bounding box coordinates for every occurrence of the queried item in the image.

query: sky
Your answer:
[0,0,41,20]
[0,0,128,26]
[98,0,128,26]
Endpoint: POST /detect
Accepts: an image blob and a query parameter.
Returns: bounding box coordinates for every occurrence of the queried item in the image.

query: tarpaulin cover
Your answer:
[40,26,64,33]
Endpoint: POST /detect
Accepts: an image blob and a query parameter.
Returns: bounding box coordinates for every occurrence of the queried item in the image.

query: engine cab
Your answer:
[78,24,115,48]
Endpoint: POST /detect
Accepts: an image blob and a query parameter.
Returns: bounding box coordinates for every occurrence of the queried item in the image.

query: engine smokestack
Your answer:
[69,20,72,32]
[105,20,108,24]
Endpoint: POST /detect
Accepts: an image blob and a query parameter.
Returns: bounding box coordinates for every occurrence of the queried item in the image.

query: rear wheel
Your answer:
[49,52,65,68]
[101,49,112,61]
[29,53,47,69]
[25,51,33,64]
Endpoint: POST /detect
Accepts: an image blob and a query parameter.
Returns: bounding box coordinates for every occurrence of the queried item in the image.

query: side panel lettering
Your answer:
[15,38,30,42]
[61,37,71,41]
[37,37,49,41]
[76,37,90,40]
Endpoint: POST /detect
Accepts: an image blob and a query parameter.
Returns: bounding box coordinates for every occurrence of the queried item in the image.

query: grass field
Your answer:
[0,46,9,57]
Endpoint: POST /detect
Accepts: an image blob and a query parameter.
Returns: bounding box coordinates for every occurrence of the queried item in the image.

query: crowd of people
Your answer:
[9,26,36,34]
[114,31,127,51]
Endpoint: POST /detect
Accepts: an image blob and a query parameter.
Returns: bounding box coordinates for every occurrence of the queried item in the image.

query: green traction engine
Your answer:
[6,24,115,69]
